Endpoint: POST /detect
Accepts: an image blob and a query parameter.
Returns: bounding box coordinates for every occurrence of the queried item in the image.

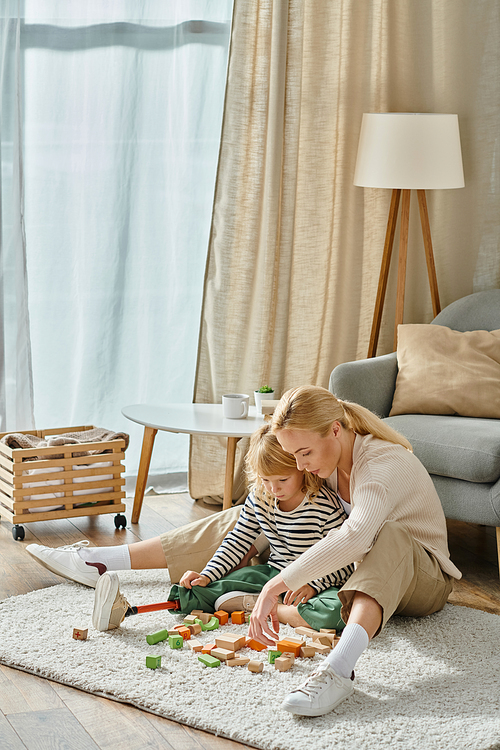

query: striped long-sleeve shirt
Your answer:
[200,485,354,592]
[282,433,462,593]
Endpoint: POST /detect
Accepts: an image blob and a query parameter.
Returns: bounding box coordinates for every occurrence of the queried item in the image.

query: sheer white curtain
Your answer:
[0,0,232,487]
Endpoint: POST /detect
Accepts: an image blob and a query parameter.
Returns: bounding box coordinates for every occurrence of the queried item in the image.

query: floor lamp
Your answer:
[354,113,465,357]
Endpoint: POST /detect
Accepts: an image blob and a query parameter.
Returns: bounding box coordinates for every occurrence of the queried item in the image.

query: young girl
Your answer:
[92,423,354,633]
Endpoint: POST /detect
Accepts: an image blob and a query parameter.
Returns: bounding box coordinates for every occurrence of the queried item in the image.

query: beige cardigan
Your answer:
[281,433,461,592]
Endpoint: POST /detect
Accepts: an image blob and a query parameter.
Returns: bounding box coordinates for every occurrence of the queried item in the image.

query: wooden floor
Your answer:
[1,491,499,750]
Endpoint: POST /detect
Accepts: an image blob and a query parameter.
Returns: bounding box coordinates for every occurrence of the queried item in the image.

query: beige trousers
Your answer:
[338,521,454,635]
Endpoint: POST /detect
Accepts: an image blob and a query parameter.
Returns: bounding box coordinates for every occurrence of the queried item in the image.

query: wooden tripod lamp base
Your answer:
[367,188,441,358]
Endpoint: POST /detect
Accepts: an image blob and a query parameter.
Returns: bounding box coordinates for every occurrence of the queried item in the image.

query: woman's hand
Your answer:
[283,584,315,606]
[179,570,210,589]
[247,574,288,646]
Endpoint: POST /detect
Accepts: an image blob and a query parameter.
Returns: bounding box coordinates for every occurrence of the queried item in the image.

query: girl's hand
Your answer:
[179,570,210,589]
[283,584,315,606]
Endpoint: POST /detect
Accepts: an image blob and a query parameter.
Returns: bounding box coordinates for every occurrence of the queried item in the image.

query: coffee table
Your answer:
[122,403,265,521]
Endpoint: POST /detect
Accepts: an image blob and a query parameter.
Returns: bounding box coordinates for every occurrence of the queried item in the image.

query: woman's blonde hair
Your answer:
[271,385,412,451]
[245,423,323,505]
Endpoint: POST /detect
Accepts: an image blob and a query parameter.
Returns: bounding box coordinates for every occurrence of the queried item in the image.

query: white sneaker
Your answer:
[281,662,354,716]
[92,572,131,631]
[214,591,259,613]
[26,541,104,588]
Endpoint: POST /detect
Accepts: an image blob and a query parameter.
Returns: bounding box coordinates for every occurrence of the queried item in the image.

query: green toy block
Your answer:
[146,629,169,645]
[268,650,282,664]
[194,618,204,627]
[168,634,184,649]
[202,616,220,631]
[198,654,221,668]
[146,655,162,669]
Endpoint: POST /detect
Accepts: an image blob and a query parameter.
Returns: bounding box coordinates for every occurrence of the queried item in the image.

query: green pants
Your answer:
[168,564,345,632]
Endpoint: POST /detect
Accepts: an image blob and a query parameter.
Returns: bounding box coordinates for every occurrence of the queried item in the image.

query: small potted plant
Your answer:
[254,385,275,416]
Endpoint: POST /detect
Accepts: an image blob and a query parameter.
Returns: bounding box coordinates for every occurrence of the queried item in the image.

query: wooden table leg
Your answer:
[223,437,240,511]
[131,426,158,523]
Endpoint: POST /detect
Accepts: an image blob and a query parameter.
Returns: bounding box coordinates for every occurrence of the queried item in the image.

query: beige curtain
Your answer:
[189,0,500,501]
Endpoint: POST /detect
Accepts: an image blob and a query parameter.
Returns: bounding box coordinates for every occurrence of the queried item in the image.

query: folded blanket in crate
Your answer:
[0,428,129,459]
[24,461,115,512]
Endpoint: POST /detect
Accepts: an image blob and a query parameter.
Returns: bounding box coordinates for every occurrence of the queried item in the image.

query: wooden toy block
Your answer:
[231,610,246,624]
[274,655,293,672]
[333,637,341,647]
[72,628,88,641]
[188,639,203,652]
[300,645,316,658]
[174,625,191,640]
[248,660,264,673]
[309,642,330,655]
[184,615,198,625]
[311,634,332,647]
[246,638,267,652]
[214,610,229,625]
[211,647,235,661]
[227,656,251,667]
[191,609,203,616]
[215,633,246,652]
[294,626,319,638]
[197,612,212,624]
[198,654,221,668]
[146,629,169,645]
[281,651,295,664]
[168,634,184,649]
[146,655,162,669]
[203,616,220,631]
[276,639,303,658]
[201,643,216,654]
[268,650,282,664]
[320,628,336,634]
[282,636,304,645]
[187,623,203,636]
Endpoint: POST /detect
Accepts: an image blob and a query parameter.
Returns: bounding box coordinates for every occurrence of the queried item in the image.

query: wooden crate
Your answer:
[0,425,126,525]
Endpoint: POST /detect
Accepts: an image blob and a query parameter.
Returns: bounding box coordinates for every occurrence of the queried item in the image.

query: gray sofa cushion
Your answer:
[384,414,500,483]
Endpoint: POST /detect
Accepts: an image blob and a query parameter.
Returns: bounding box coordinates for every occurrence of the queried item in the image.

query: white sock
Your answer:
[78,545,131,571]
[325,622,370,679]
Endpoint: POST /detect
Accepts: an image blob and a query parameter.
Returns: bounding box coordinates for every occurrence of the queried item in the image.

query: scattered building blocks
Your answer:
[203,616,220,631]
[300,645,316,658]
[188,639,203,652]
[246,638,267,652]
[248,660,264,673]
[268,650,282,664]
[215,633,247,652]
[227,656,251,667]
[146,655,162,669]
[231,610,246,625]
[275,655,293,672]
[168,634,184,649]
[72,628,88,641]
[146,629,169,645]
[214,610,229,625]
[198,654,221,668]
[201,643,216,654]
[211,647,235,661]
[276,639,304,658]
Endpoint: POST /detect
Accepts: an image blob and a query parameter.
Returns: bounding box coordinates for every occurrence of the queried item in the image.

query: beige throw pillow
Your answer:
[389,324,500,418]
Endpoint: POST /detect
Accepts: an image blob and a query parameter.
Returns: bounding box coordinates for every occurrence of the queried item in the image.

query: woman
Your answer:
[247,385,461,717]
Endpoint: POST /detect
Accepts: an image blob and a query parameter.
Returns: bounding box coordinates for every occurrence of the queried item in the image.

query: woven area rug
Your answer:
[1,570,499,750]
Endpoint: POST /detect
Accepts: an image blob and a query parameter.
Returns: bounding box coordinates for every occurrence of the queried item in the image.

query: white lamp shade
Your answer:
[354,113,465,189]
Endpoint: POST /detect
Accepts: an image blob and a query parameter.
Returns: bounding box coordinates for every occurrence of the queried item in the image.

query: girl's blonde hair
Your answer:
[271,385,412,451]
[245,423,323,505]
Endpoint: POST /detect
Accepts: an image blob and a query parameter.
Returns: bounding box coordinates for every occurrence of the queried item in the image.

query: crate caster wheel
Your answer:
[114,514,127,529]
[12,524,25,541]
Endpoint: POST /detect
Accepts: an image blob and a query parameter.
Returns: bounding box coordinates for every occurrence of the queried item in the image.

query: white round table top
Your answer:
[122,403,266,438]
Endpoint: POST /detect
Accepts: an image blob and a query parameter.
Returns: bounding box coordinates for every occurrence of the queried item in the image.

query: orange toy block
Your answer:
[227,656,251,667]
[210,647,235,662]
[231,611,246,625]
[214,610,229,625]
[174,625,191,640]
[72,628,88,641]
[201,643,216,654]
[246,638,267,652]
[215,633,247,652]
[275,655,293,672]
[248,660,264,673]
[188,639,203,652]
[276,639,303,658]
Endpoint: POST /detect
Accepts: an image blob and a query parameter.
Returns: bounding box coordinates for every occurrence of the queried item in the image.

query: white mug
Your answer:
[222,393,249,419]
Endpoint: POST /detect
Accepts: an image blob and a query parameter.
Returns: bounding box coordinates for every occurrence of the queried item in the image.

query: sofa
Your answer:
[329,289,500,575]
